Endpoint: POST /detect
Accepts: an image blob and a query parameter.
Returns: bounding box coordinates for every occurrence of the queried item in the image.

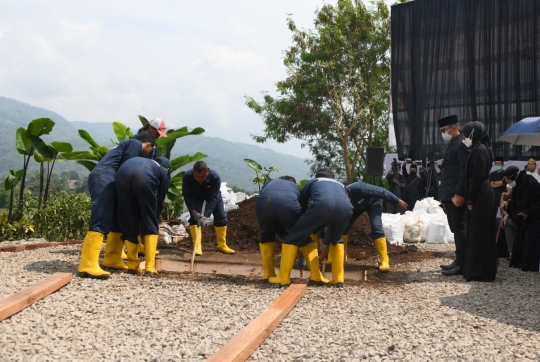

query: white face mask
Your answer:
[462,128,474,148]
[441,131,452,141]
[508,180,516,188]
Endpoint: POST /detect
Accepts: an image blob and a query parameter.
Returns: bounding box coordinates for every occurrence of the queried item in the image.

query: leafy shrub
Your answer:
[0,215,35,242]
[33,192,91,241]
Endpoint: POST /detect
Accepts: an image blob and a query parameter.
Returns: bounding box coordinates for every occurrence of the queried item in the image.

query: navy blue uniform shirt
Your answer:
[183,168,222,218]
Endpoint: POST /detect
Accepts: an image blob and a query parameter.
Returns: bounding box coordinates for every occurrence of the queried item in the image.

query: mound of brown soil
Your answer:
[167,197,436,266]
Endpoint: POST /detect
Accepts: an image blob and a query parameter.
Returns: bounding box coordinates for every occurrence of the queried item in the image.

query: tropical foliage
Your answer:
[243,159,278,192]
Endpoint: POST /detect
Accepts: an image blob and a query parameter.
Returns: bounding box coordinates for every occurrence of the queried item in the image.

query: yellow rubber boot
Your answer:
[342,234,349,262]
[259,242,276,280]
[215,226,235,254]
[121,248,127,260]
[301,241,328,286]
[374,237,390,272]
[268,244,299,286]
[101,232,127,271]
[137,235,145,255]
[125,240,141,275]
[189,225,203,255]
[144,234,159,275]
[78,231,110,279]
[329,243,345,287]
[136,235,158,255]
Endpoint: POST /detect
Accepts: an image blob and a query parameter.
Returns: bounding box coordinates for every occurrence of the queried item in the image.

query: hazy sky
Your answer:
[0,1,341,158]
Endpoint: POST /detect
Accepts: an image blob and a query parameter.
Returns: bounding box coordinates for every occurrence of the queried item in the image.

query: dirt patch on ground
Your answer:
[165,197,440,271]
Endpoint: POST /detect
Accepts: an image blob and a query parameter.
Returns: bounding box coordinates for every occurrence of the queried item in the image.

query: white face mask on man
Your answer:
[441,131,452,142]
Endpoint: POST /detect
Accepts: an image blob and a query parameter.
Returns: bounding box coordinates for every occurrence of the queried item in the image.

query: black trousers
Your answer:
[442,201,467,268]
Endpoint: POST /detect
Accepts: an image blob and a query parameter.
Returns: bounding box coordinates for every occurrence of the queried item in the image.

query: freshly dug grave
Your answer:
[167,197,443,266]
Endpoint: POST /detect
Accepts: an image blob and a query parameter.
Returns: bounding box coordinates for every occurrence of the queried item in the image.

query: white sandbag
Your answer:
[233,192,248,203]
[419,214,432,242]
[403,215,423,244]
[413,198,430,213]
[220,182,240,212]
[425,197,445,214]
[425,218,447,243]
[381,213,404,245]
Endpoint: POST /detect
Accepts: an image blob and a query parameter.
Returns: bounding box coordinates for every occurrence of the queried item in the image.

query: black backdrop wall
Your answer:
[391,0,540,160]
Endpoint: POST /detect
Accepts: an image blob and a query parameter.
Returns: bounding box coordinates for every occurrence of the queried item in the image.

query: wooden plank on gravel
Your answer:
[0,272,72,322]
[207,284,307,362]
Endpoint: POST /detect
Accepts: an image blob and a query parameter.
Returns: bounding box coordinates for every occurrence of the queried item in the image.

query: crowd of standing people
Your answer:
[436,115,540,282]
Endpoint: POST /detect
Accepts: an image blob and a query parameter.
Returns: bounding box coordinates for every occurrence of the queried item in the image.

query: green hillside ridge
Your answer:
[72,121,312,193]
[0,96,312,193]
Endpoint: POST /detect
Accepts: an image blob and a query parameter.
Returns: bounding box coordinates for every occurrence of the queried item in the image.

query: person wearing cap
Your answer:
[254,176,326,286]
[77,131,156,279]
[270,169,353,287]
[460,121,498,282]
[136,118,168,160]
[500,165,540,271]
[342,181,408,272]
[437,115,470,276]
[114,156,171,275]
[401,160,425,211]
[183,160,235,255]
[385,162,406,214]
[525,158,540,183]
[132,118,168,255]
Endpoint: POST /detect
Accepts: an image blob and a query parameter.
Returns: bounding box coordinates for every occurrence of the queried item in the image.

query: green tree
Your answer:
[246,0,391,184]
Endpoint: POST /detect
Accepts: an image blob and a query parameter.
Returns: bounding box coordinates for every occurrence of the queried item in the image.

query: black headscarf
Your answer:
[462,121,493,163]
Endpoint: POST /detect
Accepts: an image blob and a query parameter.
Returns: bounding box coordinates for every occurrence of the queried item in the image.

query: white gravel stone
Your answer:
[0,242,539,361]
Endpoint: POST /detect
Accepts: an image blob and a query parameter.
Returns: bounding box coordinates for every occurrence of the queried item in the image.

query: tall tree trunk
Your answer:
[7,188,15,223]
[17,154,32,219]
[44,160,56,207]
[38,163,44,209]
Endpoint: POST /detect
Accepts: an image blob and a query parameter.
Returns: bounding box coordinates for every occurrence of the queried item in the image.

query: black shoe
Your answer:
[442,265,462,276]
[440,261,456,270]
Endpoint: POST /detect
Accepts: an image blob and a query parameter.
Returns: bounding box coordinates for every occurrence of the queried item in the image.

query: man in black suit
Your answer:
[437,115,470,276]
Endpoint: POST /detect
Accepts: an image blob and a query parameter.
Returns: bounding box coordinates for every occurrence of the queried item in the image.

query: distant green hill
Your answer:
[0,96,312,193]
[71,121,312,193]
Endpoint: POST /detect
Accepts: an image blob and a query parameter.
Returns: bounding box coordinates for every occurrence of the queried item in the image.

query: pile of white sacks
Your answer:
[173,186,453,248]
[382,197,454,246]
[177,183,247,227]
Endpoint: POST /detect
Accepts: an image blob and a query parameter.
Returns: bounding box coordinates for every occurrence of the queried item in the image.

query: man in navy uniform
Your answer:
[438,115,470,276]
[343,181,408,272]
[115,157,171,275]
[254,176,317,282]
[270,169,353,287]
[183,161,235,255]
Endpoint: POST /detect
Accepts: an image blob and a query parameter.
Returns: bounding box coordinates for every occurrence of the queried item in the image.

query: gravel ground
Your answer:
[0,243,539,361]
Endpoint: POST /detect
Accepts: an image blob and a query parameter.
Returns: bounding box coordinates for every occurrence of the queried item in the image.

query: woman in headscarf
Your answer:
[461,121,498,282]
